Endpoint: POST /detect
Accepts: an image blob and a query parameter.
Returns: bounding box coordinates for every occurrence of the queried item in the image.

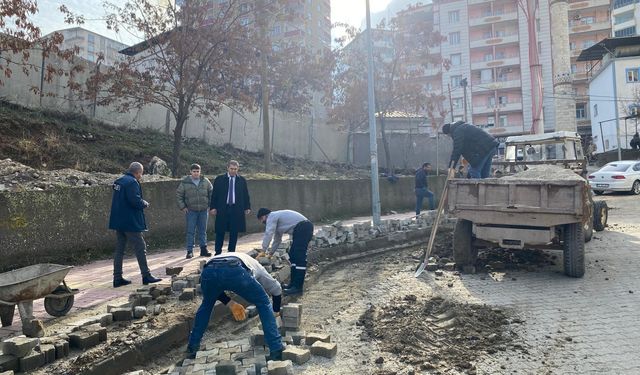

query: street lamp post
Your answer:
[365,0,381,225]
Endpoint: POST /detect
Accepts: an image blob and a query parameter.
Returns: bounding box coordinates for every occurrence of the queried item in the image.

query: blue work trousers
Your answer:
[186,209,209,252]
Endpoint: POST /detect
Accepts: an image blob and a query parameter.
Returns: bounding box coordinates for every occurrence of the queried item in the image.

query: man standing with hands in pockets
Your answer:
[210,160,251,255]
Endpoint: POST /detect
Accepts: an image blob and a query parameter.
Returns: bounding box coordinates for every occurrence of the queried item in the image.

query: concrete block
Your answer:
[242,356,267,372]
[112,307,133,321]
[166,266,184,276]
[281,316,299,329]
[107,303,130,313]
[281,304,301,319]
[246,306,258,318]
[133,306,147,319]
[69,331,100,350]
[84,324,107,342]
[250,329,265,346]
[157,283,173,295]
[38,344,56,364]
[444,262,456,271]
[54,340,69,359]
[179,288,195,301]
[206,342,229,350]
[98,313,114,326]
[215,360,237,375]
[310,341,337,358]
[0,354,19,372]
[266,360,293,375]
[305,332,330,344]
[18,350,44,372]
[285,331,306,345]
[172,280,189,292]
[156,296,167,304]
[150,288,163,299]
[187,274,200,287]
[282,346,310,365]
[1,337,39,358]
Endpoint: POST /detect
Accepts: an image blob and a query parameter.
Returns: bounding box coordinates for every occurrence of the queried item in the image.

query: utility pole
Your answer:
[461,78,468,122]
[257,0,271,171]
[365,0,381,226]
[448,83,454,122]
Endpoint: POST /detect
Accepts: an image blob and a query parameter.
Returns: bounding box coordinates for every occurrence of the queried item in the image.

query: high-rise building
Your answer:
[612,0,640,37]
[45,27,129,67]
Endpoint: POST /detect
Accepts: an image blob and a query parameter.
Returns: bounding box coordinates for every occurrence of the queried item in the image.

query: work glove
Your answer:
[448,168,456,179]
[256,252,271,260]
[228,301,247,322]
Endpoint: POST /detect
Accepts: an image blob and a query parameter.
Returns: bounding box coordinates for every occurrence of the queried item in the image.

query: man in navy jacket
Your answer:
[109,162,162,288]
[442,121,498,179]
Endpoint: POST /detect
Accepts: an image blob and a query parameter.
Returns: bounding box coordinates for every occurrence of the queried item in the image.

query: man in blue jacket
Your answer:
[442,121,498,179]
[109,162,162,288]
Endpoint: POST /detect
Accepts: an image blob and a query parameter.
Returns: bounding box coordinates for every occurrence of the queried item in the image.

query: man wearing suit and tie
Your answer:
[210,160,251,255]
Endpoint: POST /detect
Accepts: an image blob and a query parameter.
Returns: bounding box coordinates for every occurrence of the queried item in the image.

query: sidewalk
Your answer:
[0,210,416,340]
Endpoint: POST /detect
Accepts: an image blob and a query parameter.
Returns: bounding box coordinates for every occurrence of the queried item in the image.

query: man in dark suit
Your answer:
[209,160,251,255]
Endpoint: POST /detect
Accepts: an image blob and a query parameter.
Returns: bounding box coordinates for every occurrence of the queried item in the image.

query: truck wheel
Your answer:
[453,219,477,268]
[593,201,608,231]
[584,218,593,243]
[563,223,585,278]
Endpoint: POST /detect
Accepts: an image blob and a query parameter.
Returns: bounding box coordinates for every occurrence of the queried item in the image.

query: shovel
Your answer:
[415,161,455,277]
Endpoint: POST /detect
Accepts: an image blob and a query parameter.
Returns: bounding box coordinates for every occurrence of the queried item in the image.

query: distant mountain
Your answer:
[362,0,432,28]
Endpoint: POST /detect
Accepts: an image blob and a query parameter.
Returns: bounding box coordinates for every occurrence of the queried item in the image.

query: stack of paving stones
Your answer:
[0,334,70,373]
[311,212,454,248]
[168,303,337,375]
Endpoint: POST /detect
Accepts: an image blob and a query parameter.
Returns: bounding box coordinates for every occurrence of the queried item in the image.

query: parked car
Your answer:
[588,161,640,195]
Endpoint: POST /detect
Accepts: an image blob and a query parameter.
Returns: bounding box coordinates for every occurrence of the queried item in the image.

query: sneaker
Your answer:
[186,251,194,259]
[142,274,163,285]
[113,278,132,288]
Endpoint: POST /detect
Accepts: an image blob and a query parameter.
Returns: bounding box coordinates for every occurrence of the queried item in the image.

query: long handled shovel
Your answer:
[415,161,455,277]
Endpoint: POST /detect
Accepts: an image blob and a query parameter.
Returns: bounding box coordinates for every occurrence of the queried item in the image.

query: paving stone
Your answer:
[53,340,69,359]
[0,354,19,372]
[157,283,173,295]
[227,338,251,347]
[18,350,44,372]
[280,317,299,329]
[219,346,241,356]
[242,356,267,371]
[246,306,258,317]
[150,289,163,299]
[84,324,107,342]
[195,349,218,359]
[310,341,337,358]
[215,360,237,375]
[37,344,56,364]
[282,346,311,365]
[133,306,147,319]
[192,362,217,371]
[98,313,114,326]
[250,329,265,347]
[285,331,306,345]
[206,342,229,350]
[280,304,301,319]
[187,274,200,287]
[112,308,133,321]
[166,266,184,276]
[266,360,293,375]
[1,337,39,358]
[179,288,196,301]
[156,295,168,304]
[172,280,189,292]
[305,332,330,344]
[69,331,100,350]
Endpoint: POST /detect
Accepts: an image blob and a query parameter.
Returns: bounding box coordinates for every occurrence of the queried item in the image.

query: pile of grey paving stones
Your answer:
[166,303,337,375]
[311,210,453,248]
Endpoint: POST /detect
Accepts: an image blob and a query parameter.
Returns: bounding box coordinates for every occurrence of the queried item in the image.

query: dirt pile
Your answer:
[358,295,523,374]
[0,158,174,192]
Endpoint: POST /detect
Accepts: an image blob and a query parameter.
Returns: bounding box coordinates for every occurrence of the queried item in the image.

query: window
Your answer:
[488,96,496,107]
[449,32,460,45]
[448,10,459,23]
[499,96,508,105]
[627,68,639,82]
[571,64,577,74]
[582,16,595,24]
[451,75,462,87]
[593,104,598,117]
[614,0,636,9]
[484,53,493,62]
[614,12,634,25]
[453,115,463,122]
[582,40,595,49]
[499,115,508,127]
[495,51,505,59]
[615,26,636,37]
[570,42,576,51]
[487,116,495,125]
[450,53,461,66]
[576,103,586,119]
[480,69,493,83]
[453,98,463,109]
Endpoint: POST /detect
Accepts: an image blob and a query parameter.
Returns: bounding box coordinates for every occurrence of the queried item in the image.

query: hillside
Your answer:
[0,101,370,188]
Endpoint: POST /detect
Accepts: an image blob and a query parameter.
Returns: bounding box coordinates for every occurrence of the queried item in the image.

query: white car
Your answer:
[588,160,640,195]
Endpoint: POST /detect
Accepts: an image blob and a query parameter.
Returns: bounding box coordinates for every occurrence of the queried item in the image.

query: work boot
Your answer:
[283,269,306,296]
[266,348,283,361]
[113,277,132,288]
[142,274,163,285]
[186,250,194,259]
[200,246,212,257]
[281,267,296,289]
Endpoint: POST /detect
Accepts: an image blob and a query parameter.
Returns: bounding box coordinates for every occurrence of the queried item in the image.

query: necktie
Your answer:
[227,176,235,205]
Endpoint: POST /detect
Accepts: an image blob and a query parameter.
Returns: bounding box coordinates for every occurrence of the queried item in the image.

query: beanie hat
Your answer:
[257,208,271,219]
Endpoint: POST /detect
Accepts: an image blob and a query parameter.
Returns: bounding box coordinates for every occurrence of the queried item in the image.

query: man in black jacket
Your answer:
[415,162,435,215]
[442,121,499,179]
[209,160,251,255]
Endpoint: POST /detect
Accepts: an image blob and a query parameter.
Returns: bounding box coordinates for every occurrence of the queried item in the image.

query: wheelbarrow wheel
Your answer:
[44,293,74,317]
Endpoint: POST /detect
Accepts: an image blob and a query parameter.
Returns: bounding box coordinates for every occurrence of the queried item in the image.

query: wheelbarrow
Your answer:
[0,264,79,332]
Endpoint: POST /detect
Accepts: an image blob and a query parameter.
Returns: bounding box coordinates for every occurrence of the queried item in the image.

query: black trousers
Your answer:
[289,221,314,271]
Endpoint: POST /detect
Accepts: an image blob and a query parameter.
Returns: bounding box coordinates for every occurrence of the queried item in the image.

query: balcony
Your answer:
[469,33,518,49]
[470,56,520,70]
[572,71,589,81]
[570,20,611,34]
[570,0,611,10]
[472,102,523,115]
[469,11,518,27]
[468,0,493,4]
[487,124,527,136]
[472,79,521,92]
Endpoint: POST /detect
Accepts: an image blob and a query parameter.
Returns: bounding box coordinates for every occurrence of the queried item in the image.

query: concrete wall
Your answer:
[0,47,348,163]
[0,176,445,272]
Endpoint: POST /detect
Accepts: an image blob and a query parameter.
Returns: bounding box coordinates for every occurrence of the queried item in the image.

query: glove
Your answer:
[228,301,246,322]
[256,251,266,259]
[448,168,456,179]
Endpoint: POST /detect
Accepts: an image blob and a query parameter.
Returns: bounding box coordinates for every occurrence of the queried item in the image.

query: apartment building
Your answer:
[612,0,640,37]
[47,27,129,67]
[568,0,612,136]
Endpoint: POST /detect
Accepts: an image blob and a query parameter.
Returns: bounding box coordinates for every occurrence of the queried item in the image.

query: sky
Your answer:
[31,0,395,46]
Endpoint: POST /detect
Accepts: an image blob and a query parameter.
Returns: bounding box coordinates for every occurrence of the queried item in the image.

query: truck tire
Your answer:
[563,223,585,278]
[453,219,477,268]
[584,218,593,243]
[593,200,608,231]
